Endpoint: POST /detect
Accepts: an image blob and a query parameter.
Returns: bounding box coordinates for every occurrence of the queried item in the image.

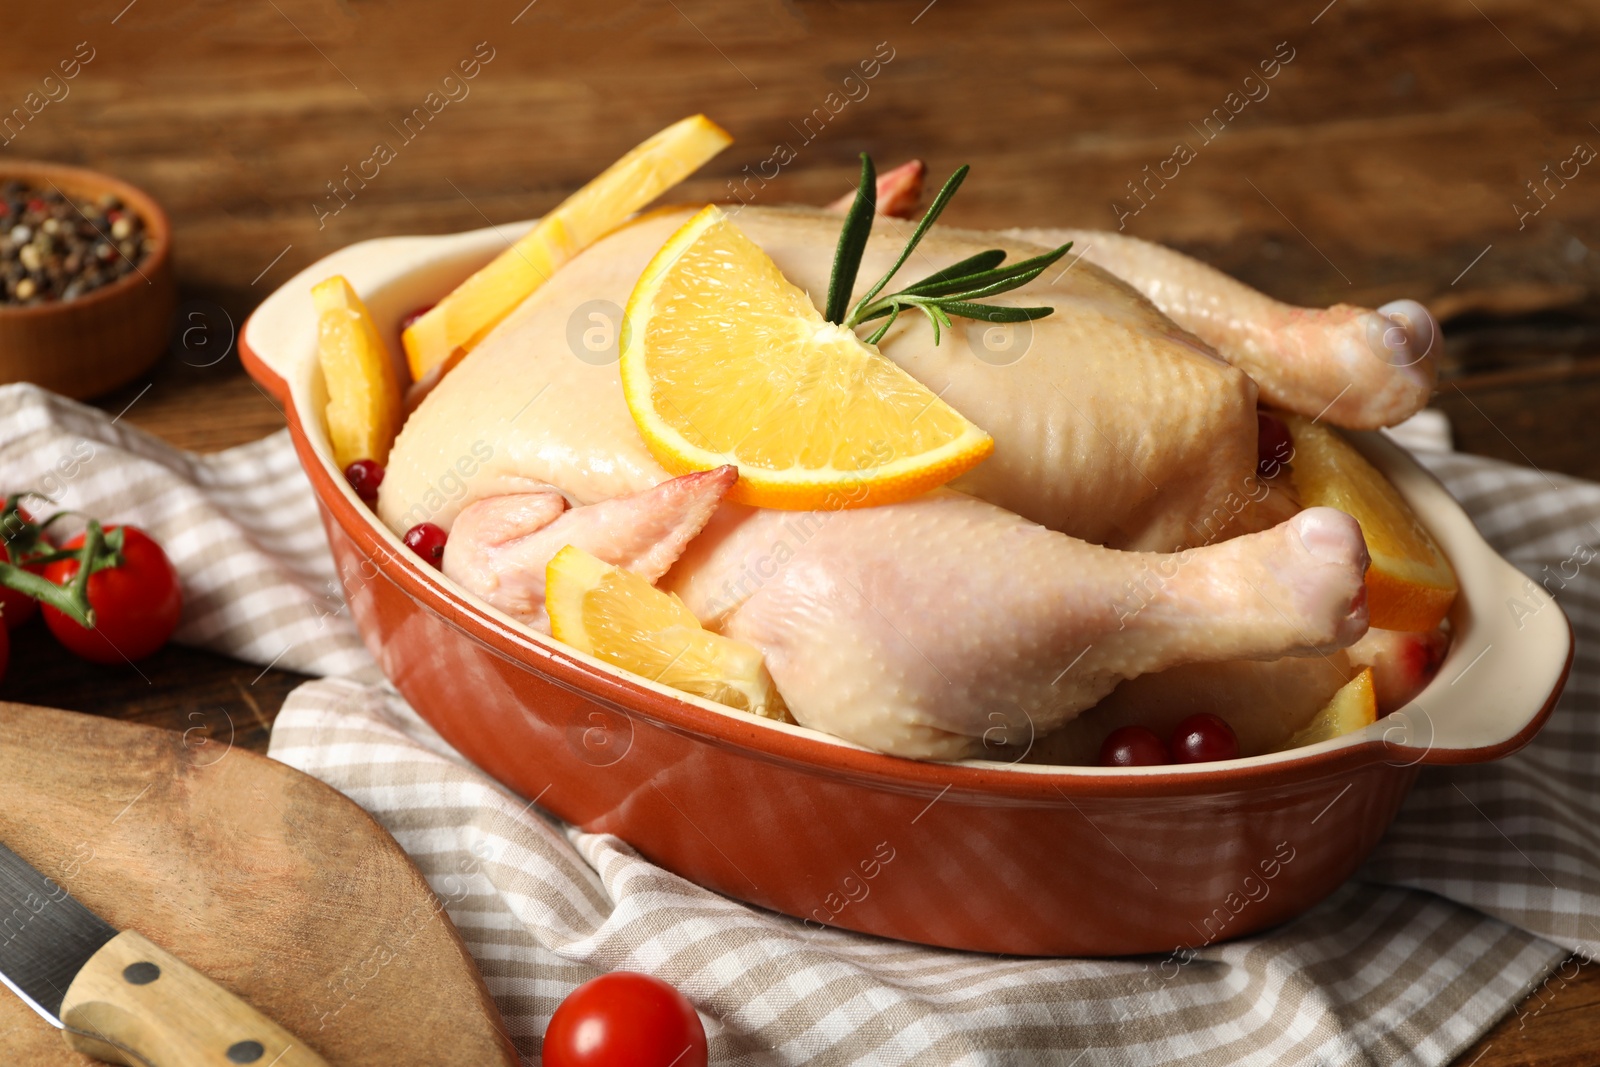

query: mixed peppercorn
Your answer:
[0,180,154,306]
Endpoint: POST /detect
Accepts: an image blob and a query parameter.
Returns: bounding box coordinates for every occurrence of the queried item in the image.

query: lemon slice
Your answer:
[1283,668,1377,749]
[312,274,403,469]
[546,545,787,720]
[1284,415,1458,631]
[402,114,732,382]
[619,205,994,510]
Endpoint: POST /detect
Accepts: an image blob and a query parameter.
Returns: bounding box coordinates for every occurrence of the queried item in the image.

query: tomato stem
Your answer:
[0,511,111,628]
[0,557,93,624]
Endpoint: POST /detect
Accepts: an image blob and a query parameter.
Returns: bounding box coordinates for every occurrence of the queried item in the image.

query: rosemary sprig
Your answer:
[824,154,1072,346]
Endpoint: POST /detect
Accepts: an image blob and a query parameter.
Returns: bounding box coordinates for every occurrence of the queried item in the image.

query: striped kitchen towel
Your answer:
[3,383,1593,1066]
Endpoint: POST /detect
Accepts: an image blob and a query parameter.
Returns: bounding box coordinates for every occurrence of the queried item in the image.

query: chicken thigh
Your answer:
[674,496,1368,759]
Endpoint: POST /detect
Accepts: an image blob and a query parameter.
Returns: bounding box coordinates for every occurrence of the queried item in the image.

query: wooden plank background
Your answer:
[3,2,1598,1063]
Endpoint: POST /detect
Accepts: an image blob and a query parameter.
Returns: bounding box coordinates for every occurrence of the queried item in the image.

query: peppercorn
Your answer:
[0,181,152,306]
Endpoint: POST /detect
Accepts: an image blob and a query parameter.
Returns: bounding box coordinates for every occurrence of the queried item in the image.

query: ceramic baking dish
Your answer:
[242,220,1572,956]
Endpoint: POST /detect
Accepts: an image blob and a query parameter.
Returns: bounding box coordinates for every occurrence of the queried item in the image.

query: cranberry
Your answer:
[1257,411,1293,478]
[1098,726,1169,767]
[400,304,435,334]
[343,459,385,504]
[26,198,46,215]
[404,522,447,568]
[1169,713,1240,764]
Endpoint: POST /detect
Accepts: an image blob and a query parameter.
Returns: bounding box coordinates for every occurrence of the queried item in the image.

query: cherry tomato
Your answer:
[42,526,182,665]
[543,972,706,1067]
[1169,713,1240,764]
[1098,725,1168,767]
[343,459,385,505]
[404,522,447,568]
[1256,411,1294,478]
[0,543,39,629]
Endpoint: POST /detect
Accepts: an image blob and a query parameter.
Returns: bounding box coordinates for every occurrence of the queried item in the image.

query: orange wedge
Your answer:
[401,115,731,382]
[1285,414,1457,631]
[1283,668,1377,749]
[546,545,787,720]
[312,275,403,469]
[619,205,993,510]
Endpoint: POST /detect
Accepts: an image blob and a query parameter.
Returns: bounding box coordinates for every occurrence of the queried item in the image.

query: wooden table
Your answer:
[3,1,1596,1062]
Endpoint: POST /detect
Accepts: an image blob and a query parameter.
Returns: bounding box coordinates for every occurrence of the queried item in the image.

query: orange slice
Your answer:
[312,274,402,469]
[402,114,732,382]
[1285,414,1457,631]
[619,205,993,510]
[545,545,788,720]
[1283,668,1377,749]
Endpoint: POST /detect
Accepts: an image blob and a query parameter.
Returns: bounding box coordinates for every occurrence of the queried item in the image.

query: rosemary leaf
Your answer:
[895,249,1007,294]
[824,154,877,324]
[899,243,1072,302]
[863,304,903,346]
[935,301,1055,323]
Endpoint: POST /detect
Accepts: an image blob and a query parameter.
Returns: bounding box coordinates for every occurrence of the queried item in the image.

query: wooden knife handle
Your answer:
[58,930,332,1067]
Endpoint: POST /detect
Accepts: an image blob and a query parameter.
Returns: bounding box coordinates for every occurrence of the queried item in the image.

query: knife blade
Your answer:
[0,837,332,1066]
[0,839,117,1025]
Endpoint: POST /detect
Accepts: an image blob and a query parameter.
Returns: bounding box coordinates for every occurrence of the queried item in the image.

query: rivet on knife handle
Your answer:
[57,930,332,1067]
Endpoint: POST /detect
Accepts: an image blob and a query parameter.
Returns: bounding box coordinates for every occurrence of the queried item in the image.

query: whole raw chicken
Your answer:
[378,172,1439,760]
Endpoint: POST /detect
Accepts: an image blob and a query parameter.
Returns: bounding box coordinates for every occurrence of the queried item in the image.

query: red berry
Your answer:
[343,459,385,504]
[400,304,435,333]
[1257,411,1293,478]
[26,198,46,214]
[1098,725,1168,767]
[1169,713,1240,764]
[404,522,447,568]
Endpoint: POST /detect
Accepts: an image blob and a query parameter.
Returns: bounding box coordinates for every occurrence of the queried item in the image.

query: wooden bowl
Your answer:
[0,161,176,399]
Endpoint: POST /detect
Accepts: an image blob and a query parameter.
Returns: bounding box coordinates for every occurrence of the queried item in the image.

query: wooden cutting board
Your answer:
[0,702,520,1066]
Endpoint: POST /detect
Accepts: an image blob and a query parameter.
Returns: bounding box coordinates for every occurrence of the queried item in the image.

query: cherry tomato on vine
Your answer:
[542,972,707,1067]
[42,525,182,665]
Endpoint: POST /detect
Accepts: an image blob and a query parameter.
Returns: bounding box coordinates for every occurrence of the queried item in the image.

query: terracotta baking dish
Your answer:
[0,161,175,398]
[241,220,1573,957]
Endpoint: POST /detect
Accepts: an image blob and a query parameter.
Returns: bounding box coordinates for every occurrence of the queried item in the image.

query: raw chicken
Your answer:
[382,195,1435,760]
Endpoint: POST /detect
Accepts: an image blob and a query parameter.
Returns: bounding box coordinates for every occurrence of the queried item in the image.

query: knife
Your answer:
[0,839,331,1066]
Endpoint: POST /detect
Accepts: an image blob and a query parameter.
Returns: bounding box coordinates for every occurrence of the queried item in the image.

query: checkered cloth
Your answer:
[6,383,1595,1066]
